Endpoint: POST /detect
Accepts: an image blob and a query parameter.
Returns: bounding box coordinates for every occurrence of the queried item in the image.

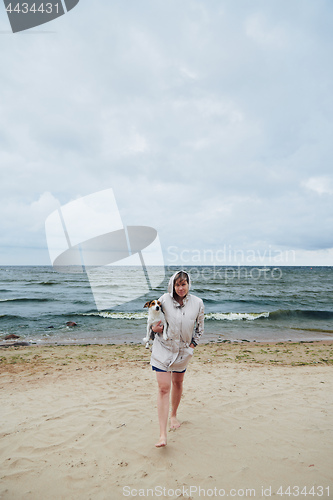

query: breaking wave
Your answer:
[82,309,333,322]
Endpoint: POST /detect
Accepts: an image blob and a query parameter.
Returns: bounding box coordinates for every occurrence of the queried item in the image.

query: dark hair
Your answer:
[174,271,189,285]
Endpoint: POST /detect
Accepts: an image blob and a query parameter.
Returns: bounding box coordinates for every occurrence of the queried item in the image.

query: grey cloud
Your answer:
[0,0,332,264]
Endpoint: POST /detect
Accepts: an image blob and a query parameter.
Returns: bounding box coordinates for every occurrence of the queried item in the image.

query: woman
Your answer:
[150,270,204,447]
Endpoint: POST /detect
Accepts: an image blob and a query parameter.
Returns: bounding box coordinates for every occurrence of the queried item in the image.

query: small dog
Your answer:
[143,300,168,348]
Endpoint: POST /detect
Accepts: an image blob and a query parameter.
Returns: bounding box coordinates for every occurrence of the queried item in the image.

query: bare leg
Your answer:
[170,371,185,429]
[155,371,171,447]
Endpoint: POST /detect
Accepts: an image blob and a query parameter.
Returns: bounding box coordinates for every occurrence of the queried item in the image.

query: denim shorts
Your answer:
[152,365,186,373]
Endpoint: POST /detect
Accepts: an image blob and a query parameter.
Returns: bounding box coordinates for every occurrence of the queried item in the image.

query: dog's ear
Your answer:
[143,301,150,308]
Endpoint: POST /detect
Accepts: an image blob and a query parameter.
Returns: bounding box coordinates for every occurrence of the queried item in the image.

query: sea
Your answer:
[1,266,333,346]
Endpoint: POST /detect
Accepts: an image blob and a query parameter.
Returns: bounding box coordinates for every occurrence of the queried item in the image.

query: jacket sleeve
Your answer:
[193,300,204,344]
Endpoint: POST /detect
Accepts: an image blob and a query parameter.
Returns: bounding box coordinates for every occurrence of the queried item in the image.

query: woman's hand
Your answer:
[152,321,164,334]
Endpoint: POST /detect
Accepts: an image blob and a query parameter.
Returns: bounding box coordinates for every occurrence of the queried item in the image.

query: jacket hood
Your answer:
[167,270,191,298]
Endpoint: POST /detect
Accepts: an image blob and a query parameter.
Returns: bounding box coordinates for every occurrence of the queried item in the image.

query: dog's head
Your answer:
[144,300,163,312]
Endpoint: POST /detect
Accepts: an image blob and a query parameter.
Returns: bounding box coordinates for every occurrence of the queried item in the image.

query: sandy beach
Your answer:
[1,342,332,500]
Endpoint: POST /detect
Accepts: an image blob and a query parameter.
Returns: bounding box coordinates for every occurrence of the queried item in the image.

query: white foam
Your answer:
[82,311,270,321]
[83,311,148,320]
[205,312,270,321]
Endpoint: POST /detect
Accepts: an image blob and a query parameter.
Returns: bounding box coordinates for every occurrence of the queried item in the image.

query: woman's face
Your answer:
[174,278,189,298]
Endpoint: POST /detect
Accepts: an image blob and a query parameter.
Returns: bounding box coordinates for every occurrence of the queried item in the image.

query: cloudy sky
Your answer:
[1,0,333,266]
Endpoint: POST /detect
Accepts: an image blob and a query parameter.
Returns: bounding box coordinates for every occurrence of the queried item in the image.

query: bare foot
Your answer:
[170,415,181,429]
[155,436,167,447]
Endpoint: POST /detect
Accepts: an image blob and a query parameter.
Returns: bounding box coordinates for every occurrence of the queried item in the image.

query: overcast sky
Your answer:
[1,0,333,266]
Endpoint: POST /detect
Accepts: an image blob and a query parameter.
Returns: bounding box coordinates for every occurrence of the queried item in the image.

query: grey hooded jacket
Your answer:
[150,271,204,372]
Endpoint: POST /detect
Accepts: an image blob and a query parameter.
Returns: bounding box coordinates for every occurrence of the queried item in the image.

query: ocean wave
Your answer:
[269,309,333,320]
[82,311,270,321]
[206,312,270,321]
[78,309,333,322]
[0,314,25,320]
[206,309,333,321]
[82,311,148,320]
[0,298,52,303]
[37,281,59,286]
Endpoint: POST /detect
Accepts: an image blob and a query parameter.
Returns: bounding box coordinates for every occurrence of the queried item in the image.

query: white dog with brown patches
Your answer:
[143,300,168,348]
